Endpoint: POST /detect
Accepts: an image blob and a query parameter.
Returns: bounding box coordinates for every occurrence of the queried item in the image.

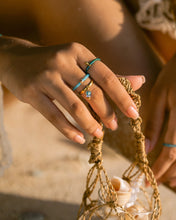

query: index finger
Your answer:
[77,55,141,119]
[152,147,176,182]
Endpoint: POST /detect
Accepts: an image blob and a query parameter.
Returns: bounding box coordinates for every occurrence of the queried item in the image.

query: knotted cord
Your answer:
[77,77,161,220]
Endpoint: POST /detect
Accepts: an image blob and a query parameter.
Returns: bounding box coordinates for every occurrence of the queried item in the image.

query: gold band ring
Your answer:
[79,80,94,99]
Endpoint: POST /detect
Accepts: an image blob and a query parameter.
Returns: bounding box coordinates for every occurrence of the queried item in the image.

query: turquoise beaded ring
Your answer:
[163,143,176,147]
[85,58,101,73]
[72,58,101,92]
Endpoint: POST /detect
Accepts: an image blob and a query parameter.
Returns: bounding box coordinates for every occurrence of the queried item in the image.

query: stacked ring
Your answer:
[85,58,101,73]
[163,143,176,147]
[72,58,100,92]
[72,73,90,91]
[79,80,94,99]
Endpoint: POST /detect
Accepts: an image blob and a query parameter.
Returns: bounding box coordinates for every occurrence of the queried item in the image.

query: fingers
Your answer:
[152,107,176,184]
[164,107,176,145]
[80,82,117,130]
[77,57,144,119]
[62,66,117,130]
[123,75,145,91]
[45,76,104,138]
[160,162,176,188]
[83,75,145,128]
[144,88,167,153]
[152,147,176,182]
[30,92,86,144]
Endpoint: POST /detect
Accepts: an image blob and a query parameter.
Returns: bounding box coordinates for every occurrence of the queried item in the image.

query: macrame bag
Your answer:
[77,78,161,220]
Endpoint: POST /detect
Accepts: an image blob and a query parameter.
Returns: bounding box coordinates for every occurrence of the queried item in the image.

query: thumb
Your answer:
[118,75,146,91]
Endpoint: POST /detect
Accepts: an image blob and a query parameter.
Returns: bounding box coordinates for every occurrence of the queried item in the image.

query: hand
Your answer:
[0,37,145,144]
[145,54,176,189]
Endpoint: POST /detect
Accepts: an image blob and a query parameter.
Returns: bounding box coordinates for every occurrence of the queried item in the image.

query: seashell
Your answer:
[125,213,149,220]
[126,204,150,220]
[116,191,132,206]
[111,176,131,192]
[110,176,132,206]
[135,213,149,220]
[127,204,145,213]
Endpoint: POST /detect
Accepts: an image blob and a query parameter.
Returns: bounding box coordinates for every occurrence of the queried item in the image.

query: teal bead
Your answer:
[163,143,176,147]
[86,90,91,98]
[73,73,90,91]
[85,58,101,73]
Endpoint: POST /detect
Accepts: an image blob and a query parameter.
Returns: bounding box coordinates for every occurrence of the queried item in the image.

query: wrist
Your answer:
[0,35,38,83]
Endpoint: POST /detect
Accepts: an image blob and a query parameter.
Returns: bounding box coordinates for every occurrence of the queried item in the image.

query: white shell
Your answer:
[116,191,132,206]
[127,204,145,213]
[111,176,131,192]
[110,176,132,206]
[126,204,150,220]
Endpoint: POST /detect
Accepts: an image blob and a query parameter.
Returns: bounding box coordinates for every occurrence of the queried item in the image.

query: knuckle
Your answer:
[163,147,176,162]
[55,52,67,68]
[69,42,83,53]
[45,71,62,85]
[167,149,176,161]
[91,87,114,121]
[69,102,85,118]
[91,86,103,103]
[101,73,117,87]
[61,128,73,139]
[85,124,98,135]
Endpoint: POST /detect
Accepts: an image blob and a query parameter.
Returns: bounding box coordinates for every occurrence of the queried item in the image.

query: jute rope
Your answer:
[77,77,161,220]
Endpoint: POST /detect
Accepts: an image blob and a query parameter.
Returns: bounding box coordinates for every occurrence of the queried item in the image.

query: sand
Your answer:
[0,95,175,220]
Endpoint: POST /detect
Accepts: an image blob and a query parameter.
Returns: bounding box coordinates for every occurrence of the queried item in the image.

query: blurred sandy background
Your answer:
[0,93,175,220]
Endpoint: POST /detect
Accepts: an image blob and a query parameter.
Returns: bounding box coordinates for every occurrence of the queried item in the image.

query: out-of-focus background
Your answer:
[0,94,175,220]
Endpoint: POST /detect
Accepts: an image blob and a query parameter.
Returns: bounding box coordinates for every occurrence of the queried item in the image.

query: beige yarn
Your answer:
[77,77,161,220]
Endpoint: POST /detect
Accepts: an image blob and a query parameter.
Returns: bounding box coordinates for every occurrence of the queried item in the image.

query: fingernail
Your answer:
[108,119,118,130]
[141,75,146,84]
[145,138,151,153]
[127,106,139,119]
[94,128,104,138]
[74,135,85,144]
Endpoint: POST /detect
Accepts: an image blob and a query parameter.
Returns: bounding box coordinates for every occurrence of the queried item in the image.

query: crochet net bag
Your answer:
[77,78,161,220]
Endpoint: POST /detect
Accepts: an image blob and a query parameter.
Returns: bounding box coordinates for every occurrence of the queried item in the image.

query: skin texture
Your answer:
[0,37,144,144]
[145,54,176,190]
[0,0,176,190]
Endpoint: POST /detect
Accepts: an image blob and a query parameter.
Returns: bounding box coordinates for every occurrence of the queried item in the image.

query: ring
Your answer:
[72,73,90,91]
[163,143,176,147]
[79,80,94,99]
[72,58,100,91]
[85,58,101,73]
